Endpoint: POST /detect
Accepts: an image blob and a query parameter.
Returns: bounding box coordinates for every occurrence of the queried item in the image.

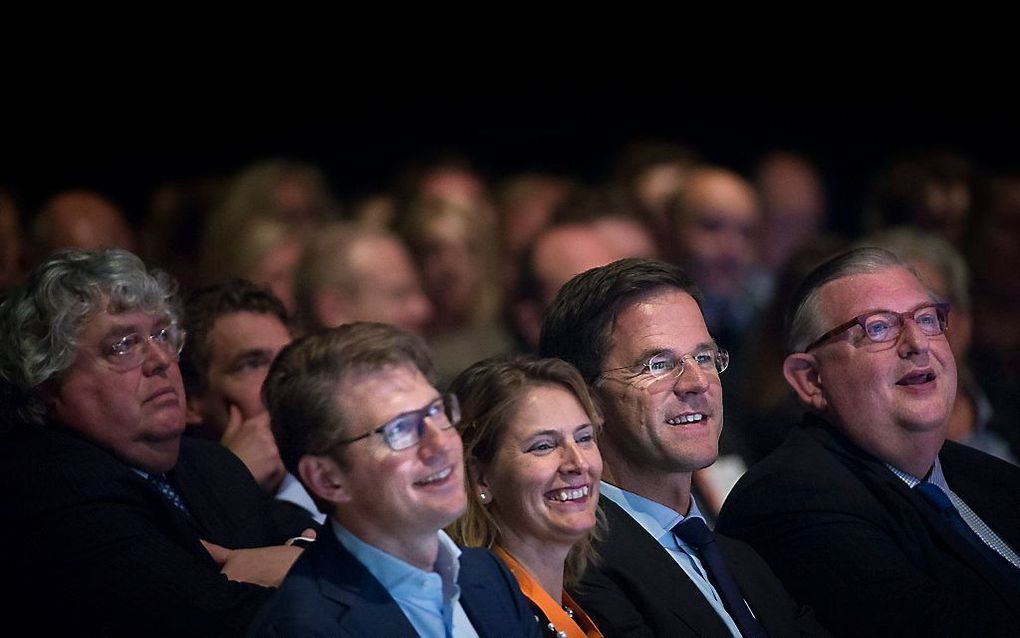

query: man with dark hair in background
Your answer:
[180,279,323,522]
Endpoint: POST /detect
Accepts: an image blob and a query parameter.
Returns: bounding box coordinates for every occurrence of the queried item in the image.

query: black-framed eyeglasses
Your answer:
[86,323,187,371]
[599,346,730,390]
[804,303,950,352]
[332,394,461,451]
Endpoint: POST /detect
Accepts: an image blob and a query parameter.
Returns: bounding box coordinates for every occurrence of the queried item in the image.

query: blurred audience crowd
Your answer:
[4,143,1016,475]
[1,136,1020,632]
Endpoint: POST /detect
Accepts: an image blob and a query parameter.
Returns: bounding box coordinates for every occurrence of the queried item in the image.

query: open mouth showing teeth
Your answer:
[898,372,936,386]
[666,413,705,425]
[546,485,590,502]
[415,467,452,486]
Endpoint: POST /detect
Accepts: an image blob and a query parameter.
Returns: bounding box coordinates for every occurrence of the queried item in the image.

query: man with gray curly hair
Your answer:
[0,249,315,637]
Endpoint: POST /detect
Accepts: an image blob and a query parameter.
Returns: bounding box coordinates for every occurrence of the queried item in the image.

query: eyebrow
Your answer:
[389,395,443,420]
[525,422,595,440]
[100,322,155,341]
[842,302,939,321]
[631,341,718,365]
[229,348,276,364]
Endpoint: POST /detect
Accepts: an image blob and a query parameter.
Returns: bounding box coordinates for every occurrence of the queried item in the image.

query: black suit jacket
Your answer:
[570,494,827,637]
[716,414,1020,637]
[248,524,541,637]
[0,424,313,637]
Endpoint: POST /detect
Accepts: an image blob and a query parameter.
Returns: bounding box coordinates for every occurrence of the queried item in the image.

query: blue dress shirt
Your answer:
[887,458,1020,568]
[600,481,743,637]
[332,521,480,638]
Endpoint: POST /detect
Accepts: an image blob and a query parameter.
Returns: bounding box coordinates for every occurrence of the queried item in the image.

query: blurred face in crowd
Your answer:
[347,236,433,335]
[674,169,760,299]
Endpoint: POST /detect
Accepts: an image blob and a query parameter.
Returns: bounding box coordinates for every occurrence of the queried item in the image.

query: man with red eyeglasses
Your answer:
[718,247,1020,636]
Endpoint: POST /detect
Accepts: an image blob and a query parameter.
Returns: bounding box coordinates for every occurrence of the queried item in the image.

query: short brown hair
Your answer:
[263,322,436,476]
[540,257,703,383]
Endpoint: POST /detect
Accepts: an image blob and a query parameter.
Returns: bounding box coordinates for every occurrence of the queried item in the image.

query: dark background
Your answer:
[4,96,1018,236]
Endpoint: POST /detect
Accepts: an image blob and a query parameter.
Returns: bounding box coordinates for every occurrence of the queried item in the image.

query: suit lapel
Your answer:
[599,496,732,636]
[311,529,420,637]
[459,549,513,638]
[814,424,1020,614]
[169,440,235,541]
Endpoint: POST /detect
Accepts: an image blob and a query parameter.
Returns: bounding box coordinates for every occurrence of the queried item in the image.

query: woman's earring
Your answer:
[478,491,490,504]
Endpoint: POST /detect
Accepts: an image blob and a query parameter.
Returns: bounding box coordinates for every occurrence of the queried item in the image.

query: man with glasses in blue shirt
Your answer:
[717,247,1020,636]
[540,258,824,637]
[252,322,539,637]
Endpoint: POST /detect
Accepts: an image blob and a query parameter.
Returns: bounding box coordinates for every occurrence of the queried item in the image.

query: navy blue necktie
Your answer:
[914,482,1017,575]
[147,473,196,521]
[674,517,768,638]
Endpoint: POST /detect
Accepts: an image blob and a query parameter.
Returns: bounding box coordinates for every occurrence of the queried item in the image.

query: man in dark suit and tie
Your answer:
[0,249,315,637]
[717,247,1020,636]
[251,322,539,637]
[540,258,825,636]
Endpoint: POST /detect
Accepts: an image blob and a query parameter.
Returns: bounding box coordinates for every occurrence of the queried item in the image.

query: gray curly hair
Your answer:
[0,249,179,427]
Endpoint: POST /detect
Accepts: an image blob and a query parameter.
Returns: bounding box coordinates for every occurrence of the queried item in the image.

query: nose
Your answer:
[560,441,590,475]
[897,316,931,359]
[671,355,710,395]
[141,338,173,375]
[417,416,457,462]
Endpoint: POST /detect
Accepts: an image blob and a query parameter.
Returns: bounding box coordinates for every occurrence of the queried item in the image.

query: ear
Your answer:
[185,395,206,426]
[312,288,351,329]
[783,352,828,412]
[298,454,350,505]
[469,461,493,503]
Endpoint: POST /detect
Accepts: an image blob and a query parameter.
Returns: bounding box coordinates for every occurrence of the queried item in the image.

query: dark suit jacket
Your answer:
[570,494,827,637]
[716,414,1020,637]
[248,525,541,637]
[0,424,314,637]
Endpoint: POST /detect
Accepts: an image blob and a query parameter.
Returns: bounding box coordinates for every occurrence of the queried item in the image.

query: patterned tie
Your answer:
[673,517,768,638]
[914,482,1018,575]
[146,472,195,520]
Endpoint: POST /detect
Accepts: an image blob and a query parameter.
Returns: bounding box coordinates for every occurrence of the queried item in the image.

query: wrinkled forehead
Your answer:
[816,266,934,324]
[79,306,171,342]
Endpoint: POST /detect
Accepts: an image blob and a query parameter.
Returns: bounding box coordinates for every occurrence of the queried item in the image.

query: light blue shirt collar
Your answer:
[599,479,706,543]
[332,521,478,638]
[275,472,326,524]
[600,480,742,638]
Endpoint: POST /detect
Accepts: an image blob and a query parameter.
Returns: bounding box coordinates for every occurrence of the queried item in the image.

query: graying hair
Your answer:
[0,249,179,427]
[786,247,918,353]
[857,227,970,311]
